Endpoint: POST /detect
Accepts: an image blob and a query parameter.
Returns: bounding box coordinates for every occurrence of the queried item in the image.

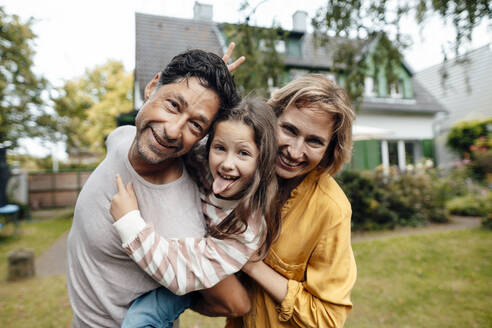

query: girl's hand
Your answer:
[222,42,245,72]
[110,174,138,221]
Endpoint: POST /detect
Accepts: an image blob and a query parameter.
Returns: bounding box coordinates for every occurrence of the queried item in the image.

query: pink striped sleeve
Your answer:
[122,211,266,295]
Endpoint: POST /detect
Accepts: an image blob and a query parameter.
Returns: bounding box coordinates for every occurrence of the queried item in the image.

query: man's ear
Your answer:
[144,73,161,101]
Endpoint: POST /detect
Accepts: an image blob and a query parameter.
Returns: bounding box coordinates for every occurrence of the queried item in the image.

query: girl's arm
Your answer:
[110,174,265,296]
[242,260,288,303]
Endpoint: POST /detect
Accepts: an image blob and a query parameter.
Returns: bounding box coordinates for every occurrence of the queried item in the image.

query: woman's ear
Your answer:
[144,73,161,101]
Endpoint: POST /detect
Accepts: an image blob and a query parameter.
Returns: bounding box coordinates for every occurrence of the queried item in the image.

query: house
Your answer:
[134,2,446,171]
[415,44,492,167]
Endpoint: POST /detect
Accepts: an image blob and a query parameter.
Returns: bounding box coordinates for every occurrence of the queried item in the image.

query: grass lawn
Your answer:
[0,211,490,327]
[346,229,492,328]
[0,209,74,328]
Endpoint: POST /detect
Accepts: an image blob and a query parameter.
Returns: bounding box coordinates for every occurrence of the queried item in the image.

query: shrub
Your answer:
[446,118,491,158]
[446,191,492,230]
[446,195,484,216]
[337,169,450,231]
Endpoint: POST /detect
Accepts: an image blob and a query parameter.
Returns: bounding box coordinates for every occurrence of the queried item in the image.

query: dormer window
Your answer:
[259,39,286,53]
[364,76,377,97]
[324,72,336,82]
[390,80,403,98]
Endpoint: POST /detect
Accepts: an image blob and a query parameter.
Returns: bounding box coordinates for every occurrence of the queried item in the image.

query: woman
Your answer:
[228,74,357,327]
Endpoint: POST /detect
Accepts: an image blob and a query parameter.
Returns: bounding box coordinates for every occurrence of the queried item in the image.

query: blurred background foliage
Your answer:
[0,7,49,147]
[337,163,490,231]
[48,60,133,160]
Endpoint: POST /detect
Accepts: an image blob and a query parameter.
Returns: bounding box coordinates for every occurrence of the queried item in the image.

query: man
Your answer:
[67,49,247,327]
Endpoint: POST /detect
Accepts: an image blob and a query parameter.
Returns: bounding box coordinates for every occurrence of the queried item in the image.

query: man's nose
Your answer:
[165,116,186,140]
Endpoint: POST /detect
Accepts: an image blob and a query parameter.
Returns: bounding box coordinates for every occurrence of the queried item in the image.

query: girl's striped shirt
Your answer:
[113,193,265,295]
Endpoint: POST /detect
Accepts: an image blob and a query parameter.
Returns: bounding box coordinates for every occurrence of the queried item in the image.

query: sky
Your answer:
[2,0,491,158]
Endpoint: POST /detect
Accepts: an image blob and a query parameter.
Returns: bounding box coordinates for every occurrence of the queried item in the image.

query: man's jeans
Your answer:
[122,287,193,328]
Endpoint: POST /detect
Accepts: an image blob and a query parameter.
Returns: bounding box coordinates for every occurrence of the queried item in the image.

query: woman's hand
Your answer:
[110,174,138,221]
[222,42,245,72]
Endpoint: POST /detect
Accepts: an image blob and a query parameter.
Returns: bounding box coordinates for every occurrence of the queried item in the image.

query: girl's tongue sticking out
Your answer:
[212,175,235,195]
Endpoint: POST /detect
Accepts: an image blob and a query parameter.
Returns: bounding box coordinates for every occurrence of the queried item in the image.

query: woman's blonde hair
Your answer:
[268,74,355,176]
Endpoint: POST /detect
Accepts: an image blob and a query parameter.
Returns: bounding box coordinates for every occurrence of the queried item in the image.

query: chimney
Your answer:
[292,10,308,32]
[193,1,213,21]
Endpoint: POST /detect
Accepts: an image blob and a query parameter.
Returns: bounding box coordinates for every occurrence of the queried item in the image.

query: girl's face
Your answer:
[209,120,259,199]
[276,104,333,180]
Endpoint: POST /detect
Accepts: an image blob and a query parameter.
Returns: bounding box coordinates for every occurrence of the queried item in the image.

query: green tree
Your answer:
[0,7,49,147]
[51,60,133,159]
[312,0,491,108]
[223,1,286,97]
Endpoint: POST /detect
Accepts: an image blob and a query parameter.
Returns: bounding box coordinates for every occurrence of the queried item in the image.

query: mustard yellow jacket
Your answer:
[228,169,357,327]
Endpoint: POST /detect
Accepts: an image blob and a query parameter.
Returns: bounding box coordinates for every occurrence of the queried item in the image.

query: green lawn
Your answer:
[0,210,74,327]
[0,212,490,328]
[346,229,492,328]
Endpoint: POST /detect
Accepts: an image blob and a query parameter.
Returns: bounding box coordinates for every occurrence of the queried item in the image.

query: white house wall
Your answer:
[356,112,435,140]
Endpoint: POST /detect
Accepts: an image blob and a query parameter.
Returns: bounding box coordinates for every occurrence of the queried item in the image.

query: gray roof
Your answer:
[135,13,444,114]
[135,13,224,100]
[415,44,492,124]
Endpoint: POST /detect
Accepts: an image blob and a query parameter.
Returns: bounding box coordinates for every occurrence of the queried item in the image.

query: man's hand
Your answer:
[110,174,139,221]
[222,42,245,73]
[191,275,251,317]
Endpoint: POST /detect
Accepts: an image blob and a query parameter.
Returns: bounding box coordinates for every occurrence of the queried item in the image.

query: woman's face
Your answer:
[275,104,333,180]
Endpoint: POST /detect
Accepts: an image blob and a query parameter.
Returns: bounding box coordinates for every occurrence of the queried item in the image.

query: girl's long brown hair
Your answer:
[205,97,281,257]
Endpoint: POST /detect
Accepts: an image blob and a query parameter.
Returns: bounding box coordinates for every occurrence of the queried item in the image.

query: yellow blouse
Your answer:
[227,169,357,327]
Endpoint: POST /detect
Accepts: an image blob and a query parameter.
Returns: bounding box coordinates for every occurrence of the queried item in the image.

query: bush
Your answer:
[446,191,492,230]
[446,195,484,216]
[337,168,450,231]
[446,118,491,158]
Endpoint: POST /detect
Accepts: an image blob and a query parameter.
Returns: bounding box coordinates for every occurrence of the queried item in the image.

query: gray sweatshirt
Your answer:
[66,126,205,327]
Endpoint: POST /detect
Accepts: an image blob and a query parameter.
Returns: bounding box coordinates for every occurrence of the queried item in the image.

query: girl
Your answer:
[109,98,280,327]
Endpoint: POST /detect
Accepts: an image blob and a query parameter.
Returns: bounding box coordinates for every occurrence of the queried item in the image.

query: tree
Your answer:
[51,60,133,159]
[222,1,286,97]
[312,0,492,108]
[0,7,49,147]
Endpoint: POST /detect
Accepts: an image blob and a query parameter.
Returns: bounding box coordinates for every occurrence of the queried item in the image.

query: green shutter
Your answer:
[422,139,435,161]
[352,140,382,170]
[366,140,381,169]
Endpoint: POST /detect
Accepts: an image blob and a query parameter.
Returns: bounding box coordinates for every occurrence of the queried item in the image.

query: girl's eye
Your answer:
[213,144,225,151]
[239,150,251,157]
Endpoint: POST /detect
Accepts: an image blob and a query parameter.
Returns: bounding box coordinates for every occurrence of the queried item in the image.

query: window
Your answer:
[324,73,336,82]
[289,69,309,81]
[390,80,403,98]
[259,39,286,53]
[404,141,415,165]
[388,141,399,166]
[364,76,377,97]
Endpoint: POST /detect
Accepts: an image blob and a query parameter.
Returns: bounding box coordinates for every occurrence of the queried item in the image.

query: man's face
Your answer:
[135,77,220,165]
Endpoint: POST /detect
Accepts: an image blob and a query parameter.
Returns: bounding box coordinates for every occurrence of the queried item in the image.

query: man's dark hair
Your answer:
[159,49,241,112]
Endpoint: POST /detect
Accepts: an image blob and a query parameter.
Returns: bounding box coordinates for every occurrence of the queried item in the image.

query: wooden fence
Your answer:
[28,171,92,209]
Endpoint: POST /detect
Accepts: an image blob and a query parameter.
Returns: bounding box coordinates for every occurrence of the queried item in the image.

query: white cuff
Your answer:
[113,210,147,245]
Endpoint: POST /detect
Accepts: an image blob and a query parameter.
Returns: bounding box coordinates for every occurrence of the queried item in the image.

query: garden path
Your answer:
[35,216,482,277]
